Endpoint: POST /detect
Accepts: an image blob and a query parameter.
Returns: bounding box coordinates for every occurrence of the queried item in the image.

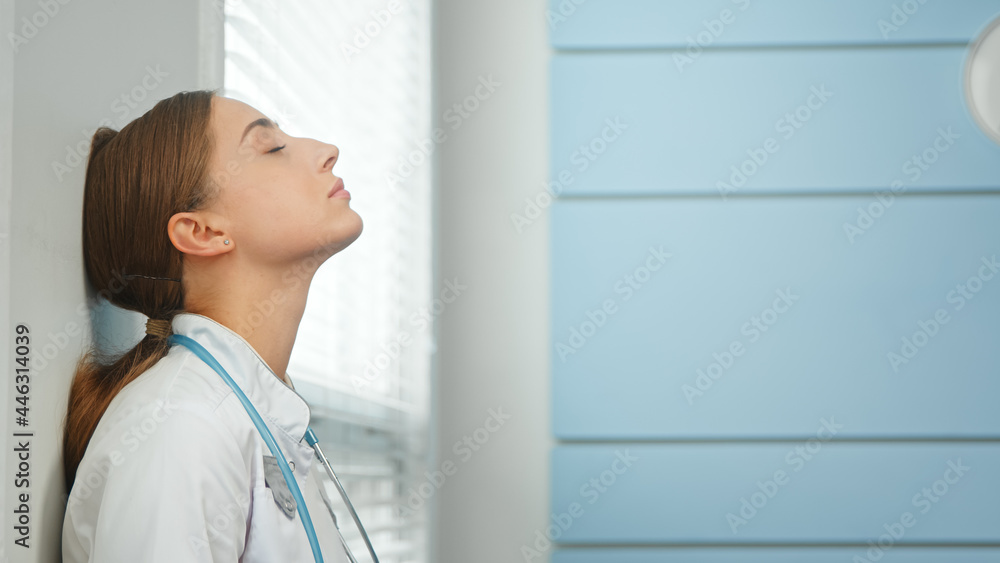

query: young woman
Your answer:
[62,89,363,562]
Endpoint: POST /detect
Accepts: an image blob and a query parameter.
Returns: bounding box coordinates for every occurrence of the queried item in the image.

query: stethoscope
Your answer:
[167,333,381,563]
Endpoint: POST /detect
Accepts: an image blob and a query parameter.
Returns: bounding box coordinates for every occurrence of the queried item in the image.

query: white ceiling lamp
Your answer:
[966,15,1000,145]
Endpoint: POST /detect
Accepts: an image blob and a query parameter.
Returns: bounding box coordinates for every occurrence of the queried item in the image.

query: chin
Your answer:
[317,217,364,257]
[342,212,364,243]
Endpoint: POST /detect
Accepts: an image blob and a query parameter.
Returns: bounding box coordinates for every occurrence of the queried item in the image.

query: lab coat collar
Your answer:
[170,312,312,444]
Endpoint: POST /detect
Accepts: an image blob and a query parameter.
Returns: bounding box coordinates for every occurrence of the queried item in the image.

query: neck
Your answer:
[187,266,315,385]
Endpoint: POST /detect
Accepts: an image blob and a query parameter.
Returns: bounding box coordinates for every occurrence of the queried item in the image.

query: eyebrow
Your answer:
[240,117,279,145]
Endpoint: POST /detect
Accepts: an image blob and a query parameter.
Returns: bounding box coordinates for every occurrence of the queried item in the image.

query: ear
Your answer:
[167,210,233,256]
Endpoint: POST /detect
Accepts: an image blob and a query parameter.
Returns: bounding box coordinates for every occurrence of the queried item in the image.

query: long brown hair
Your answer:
[63,90,218,491]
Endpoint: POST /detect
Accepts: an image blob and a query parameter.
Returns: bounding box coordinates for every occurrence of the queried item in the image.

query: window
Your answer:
[222,1,433,561]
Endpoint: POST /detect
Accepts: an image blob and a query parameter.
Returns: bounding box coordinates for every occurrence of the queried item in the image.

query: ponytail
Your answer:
[62,322,177,490]
[63,90,216,492]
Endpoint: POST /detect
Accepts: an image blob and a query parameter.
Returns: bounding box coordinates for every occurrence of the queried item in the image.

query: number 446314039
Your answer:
[14,324,30,426]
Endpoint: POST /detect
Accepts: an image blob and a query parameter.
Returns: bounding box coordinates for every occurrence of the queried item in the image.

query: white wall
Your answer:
[432,1,552,562]
[2,1,212,560]
[1,1,14,556]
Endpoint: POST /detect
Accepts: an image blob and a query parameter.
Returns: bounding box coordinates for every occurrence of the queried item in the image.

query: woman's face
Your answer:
[201,96,363,269]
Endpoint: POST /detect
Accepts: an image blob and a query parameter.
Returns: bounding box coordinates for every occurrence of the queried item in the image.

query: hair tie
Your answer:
[122,273,182,283]
[145,318,173,339]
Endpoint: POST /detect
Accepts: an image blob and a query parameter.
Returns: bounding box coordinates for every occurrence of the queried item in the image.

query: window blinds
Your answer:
[222,1,432,561]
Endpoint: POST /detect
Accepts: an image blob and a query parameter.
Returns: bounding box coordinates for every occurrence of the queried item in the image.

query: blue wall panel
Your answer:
[551,196,1000,439]
[550,444,1000,543]
[551,48,1000,196]
[549,0,1000,48]
[547,2,1000,560]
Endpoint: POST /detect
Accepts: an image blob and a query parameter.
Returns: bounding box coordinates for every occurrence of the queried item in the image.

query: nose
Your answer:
[319,143,339,173]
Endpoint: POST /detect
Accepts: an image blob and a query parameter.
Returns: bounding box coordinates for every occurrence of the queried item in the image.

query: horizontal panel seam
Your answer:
[554,439,1000,444]
[550,42,971,54]
[548,190,1000,200]
[550,542,1000,547]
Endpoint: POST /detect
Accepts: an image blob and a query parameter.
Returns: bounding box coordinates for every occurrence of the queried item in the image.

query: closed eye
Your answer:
[267,144,286,154]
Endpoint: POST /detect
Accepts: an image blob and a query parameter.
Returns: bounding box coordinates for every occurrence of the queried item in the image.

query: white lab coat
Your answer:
[62,312,351,562]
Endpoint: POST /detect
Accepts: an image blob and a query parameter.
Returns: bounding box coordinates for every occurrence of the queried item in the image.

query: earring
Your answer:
[224,240,230,245]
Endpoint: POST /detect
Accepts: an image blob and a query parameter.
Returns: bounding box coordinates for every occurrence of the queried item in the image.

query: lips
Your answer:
[328,177,345,197]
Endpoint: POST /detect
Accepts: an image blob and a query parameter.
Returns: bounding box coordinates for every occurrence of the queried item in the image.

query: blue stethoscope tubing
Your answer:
[167,333,380,563]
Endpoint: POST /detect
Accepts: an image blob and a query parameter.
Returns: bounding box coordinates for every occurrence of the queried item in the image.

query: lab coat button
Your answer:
[289,460,295,471]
